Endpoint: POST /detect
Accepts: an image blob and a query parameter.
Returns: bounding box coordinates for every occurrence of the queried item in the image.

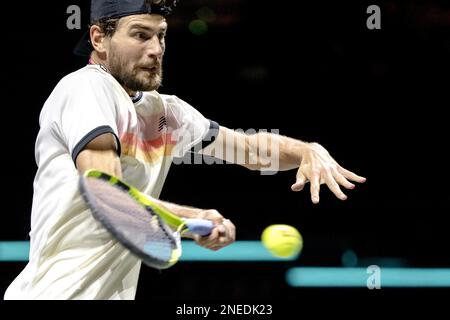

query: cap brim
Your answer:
[73,30,92,56]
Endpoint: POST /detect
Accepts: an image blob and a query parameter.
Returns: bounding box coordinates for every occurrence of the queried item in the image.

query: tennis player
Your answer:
[4,0,365,300]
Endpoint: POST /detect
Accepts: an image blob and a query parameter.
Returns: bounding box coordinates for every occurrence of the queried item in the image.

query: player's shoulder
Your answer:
[135,92,192,116]
[40,66,118,120]
[157,93,193,109]
[136,91,183,107]
[158,93,181,104]
[58,65,111,88]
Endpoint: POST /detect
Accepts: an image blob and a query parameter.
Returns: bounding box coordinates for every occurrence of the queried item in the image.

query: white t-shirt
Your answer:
[4,65,219,300]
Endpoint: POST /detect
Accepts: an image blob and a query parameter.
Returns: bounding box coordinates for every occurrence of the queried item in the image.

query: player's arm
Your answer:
[201,126,303,171]
[201,126,366,203]
[148,200,235,251]
[76,133,123,178]
[76,134,235,250]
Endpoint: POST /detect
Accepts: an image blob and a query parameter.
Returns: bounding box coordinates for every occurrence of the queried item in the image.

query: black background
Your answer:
[1,0,449,306]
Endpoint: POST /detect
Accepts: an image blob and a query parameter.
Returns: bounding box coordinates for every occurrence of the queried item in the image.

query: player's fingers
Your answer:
[209,219,235,250]
[333,170,355,190]
[195,212,235,250]
[195,227,220,247]
[324,171,347,201]
[215,220,234,242]
[310,172,321,204]
[216,224,226,234]
[338,166,367,183]
[292,171,307,191]
[222,219,236,242]
[210,238,231,250]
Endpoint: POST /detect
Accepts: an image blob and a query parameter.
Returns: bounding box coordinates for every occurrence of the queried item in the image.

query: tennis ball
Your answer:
[261,224,303,258]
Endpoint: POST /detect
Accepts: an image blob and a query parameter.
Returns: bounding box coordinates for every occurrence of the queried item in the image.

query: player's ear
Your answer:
[90,25,108,55]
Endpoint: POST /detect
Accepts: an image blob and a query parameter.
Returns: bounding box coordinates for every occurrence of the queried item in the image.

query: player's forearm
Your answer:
[147,198,218,240]
[148,198,202,219]
[202,127,307,172]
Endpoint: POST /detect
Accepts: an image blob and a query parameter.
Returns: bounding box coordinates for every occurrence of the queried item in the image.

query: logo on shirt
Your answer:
[158,116,167,132]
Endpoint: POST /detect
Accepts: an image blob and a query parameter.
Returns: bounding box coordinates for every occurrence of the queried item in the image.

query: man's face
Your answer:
[106,14,167,92]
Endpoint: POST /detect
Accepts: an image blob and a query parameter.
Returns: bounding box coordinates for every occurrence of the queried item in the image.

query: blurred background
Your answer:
[1,0,449,302]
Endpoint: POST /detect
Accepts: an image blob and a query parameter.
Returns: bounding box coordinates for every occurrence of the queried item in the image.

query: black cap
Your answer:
[74,0,179,56]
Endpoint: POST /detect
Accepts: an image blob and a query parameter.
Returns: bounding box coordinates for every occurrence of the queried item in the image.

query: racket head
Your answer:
[79,171,182,269]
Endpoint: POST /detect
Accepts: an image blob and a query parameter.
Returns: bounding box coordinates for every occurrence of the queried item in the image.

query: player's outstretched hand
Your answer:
[290,142,366,204]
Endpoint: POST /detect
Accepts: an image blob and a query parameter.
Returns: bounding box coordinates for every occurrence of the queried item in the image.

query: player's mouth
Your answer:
[141,66,159,73]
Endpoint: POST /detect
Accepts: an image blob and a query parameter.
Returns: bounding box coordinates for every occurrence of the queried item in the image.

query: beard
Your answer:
[108,50,163,92]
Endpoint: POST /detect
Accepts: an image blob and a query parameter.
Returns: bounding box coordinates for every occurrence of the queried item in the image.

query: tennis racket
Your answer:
[79,169,214,269]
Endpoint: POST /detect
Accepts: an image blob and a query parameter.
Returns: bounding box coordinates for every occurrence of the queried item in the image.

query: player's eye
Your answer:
[158,32,166,41]
[135,32,150,40]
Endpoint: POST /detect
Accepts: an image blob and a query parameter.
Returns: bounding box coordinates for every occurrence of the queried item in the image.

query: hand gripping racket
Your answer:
[79,169,214,269]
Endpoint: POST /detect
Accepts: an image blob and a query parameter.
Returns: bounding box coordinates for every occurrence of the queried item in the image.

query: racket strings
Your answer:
[84,178,180,267]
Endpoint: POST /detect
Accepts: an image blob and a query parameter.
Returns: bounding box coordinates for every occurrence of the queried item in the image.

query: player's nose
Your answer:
[145,36,164,59]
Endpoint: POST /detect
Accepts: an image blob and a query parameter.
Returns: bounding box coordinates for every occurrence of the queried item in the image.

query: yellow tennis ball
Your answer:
[261,224,303,258]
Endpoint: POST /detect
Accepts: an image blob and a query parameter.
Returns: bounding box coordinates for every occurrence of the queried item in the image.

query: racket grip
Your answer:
[183,219,215,236]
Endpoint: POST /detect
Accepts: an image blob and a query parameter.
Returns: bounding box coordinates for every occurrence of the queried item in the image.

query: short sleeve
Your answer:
[162,95,219,158]
[47,71,121,164]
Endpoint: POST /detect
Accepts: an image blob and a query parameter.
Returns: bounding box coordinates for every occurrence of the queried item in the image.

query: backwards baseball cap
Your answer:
[74,0,179,56]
